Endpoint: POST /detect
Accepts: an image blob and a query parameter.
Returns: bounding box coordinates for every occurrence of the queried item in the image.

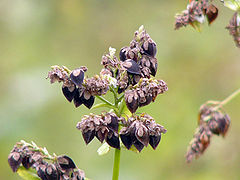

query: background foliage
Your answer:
[0,0,239,179]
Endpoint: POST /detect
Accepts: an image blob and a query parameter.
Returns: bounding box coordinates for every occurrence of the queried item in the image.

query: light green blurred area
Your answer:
[0,0,239,179]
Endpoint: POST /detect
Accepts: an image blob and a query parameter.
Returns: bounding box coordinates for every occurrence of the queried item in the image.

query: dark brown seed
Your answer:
[123,59,141,75]
[206,4,218,25]
[70,69,84,87]
[119,47,127,61]
[133,138,144,152]
[45,164,58,180]
[149,135,161,150]
[57,155,76,170]
[62,86,77,102]
[83,95,95,109]
[22,155,33,169]
[142,41,157,57]
[37,164,48,180]
[135,126,149,147]
[95,130,108,143]
[82,130,95,144]
[106,132,120,149]
[8,152,22,172]
[73,88,84,108]
[120,134,133,150]
[107,115,119,133]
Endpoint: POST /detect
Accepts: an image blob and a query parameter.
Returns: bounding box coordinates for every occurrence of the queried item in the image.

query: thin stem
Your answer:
[112,148,121,180]
[95,95,114,107]
[214,88,240,110]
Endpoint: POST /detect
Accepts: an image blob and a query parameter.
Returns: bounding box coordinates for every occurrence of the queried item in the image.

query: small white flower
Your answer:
[103,74,117,88]
[194,15,205,24]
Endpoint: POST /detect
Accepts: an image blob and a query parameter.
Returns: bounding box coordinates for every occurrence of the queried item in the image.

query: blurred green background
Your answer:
[0,0,239,179]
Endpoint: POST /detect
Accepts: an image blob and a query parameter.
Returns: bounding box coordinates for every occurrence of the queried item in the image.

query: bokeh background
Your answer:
[0,0,239,179]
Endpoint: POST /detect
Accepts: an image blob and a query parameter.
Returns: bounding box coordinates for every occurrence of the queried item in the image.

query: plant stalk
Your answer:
[112,148,121,180]
[214,88,240,110]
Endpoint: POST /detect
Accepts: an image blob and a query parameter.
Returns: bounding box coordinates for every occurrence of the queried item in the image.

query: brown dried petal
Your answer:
[57,155,76,170]
[8,152,22,172]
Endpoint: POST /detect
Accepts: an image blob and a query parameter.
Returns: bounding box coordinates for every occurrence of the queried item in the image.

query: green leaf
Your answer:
[191,21,202,32]
[224,0,240,11]
[97,142,110,156]
[17,166,40,180]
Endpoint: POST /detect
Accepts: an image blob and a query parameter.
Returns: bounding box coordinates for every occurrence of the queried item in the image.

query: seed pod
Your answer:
[82,91,95,109]
[122,59,141,75]
[119,47,127,61]
[8,152,22,172]
[95,129,108,143]
[120,132,133,150]
[73,88,84,108]
[125,90,139,113]
[205,4,218,25]
[149,135,161,150]
[132,136,145,152]
[82,130,95,145]
[142,39,157,57]
[119,47,139,62]
[107,114,119,133]
[135,124,149,147]
[37,164,48,180]
[22,155,33,169]
[57,155,76,170]
[105,131,120,149]
[70,68,85,87]
[62,85,77,102]
[45,164,59,180]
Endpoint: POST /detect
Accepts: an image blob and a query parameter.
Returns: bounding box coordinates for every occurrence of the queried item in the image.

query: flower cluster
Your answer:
[125,78,168,113]
[8,141,85,180]
[120,113,167,152]
[48,65,110,109]
[226,12,240,48]
[186,103,230,163]
[175,0,218,30]
[77,112,121,149]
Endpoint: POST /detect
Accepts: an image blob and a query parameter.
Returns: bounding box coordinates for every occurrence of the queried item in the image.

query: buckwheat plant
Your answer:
[44,26,168,180]
[8,140,86,180]
[174,0,240,47]
[186,88,240,163]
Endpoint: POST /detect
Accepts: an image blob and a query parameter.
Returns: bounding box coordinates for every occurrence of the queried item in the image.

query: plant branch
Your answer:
[214,87,240,110]
[96,95,115,107]
[112,148,121,180]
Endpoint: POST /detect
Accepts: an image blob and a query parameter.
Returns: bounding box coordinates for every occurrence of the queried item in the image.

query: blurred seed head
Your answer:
[226,12,240,48]
[186,103,231,163]
[8,141,85,180]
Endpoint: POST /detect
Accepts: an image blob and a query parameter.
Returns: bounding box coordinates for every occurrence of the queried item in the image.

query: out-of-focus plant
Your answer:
[44,26,167,180]
[175,0,240,47]
[8,140,86,180]
[186,88,240,163]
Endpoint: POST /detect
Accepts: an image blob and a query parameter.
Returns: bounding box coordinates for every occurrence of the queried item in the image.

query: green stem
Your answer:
[96,95,114,107]
[112,148,121,180]
[214,88,240,110]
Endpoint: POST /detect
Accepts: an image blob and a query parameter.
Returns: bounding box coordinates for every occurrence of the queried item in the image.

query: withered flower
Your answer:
[8,141,85,180]
[186,103,231,163]
[175,0,218,30]
[226,12,240,48]
[125,78,168,113]
[120,114,166,152]
[76,112,121,149]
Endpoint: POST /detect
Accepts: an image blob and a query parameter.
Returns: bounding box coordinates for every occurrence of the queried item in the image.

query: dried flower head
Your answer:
[226,12,240,47]
[8,140,85,180]
[120,113,166,152]
[77,112,121,149]
[186,103,231,163]
[125,78,168,113]
[175,0,218,30]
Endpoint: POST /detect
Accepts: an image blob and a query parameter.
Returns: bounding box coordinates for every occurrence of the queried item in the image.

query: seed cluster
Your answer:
[8,141,85,180]
[125,78,168,113]
[77,112,121,149]
[120,114,166,152]
[77,112,166,152]
[226,12,240,48]
[48,66,110,109]
[175,0,218,30]
[186,104,230,163]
